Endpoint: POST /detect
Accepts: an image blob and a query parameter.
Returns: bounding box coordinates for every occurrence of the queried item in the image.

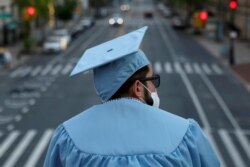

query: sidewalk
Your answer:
[194,34,250,90]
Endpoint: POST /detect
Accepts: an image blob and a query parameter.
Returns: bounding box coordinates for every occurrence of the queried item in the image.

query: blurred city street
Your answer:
[0,0,250,166]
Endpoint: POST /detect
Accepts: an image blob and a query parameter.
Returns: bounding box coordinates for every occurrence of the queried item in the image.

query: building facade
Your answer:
[0,0,19,45]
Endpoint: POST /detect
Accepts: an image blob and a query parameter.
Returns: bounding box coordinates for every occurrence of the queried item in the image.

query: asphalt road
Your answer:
[0,1,250,167]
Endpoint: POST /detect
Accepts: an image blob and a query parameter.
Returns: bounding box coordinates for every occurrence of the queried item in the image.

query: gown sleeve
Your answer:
[43,125,66,167]
[185,119,220,167]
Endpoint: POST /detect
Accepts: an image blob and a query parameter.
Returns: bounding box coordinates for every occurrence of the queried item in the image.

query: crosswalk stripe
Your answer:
[235,130,250,159]
[154,62,162,73]
[184,63,193,74]
[212,64,223,75]
[24,129,53,167]
[9,62,224,78]
[41,65,53,76]
[62,64,73,75]
[51,64,63,76]
[202,63,212,75]
[30,66,43,77]
[0,131,20,158]
[164,62,172,73]
[218,129,246,167]
[3,130,37,167]
[10,66,30,78]
[174,62,182,73]
[193,63,202,74]
[20,67,33,77]
[204,129,226,167]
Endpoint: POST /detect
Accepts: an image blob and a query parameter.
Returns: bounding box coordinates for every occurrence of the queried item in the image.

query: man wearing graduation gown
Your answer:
[44,27,220,167]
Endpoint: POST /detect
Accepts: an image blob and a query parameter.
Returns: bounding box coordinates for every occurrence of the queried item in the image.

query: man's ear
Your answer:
[130,80,144,98]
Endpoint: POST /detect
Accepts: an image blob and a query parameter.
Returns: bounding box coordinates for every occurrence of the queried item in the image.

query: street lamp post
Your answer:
[229,31,237,65]
[228,0,238,65]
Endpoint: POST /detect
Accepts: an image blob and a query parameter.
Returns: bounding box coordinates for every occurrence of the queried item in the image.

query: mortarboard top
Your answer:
[70,26,150,102]
[70,26,148,76]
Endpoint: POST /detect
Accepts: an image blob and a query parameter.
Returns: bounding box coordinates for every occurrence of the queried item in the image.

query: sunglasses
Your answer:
[138,74,160,88]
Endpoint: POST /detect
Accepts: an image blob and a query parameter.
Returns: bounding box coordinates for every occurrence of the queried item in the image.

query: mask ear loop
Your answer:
[139,81,152,94]
[137,81,150,103]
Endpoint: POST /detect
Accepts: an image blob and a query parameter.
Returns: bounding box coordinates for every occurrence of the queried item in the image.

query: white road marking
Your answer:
[29,99,36,106]
[19,66,33,77]
[51,64,63,76]
[3,130,37,167]
[235,130,250,160]
[193,63,202,74]
[0,116,13,124]
[212,64,223,75]
[30,66,43,77]
[157,22,211,130]
[164,62,173,73]
[202,63,212,75]
[198,71,250,157]
[10,66,26,78]
[24,129,53,167]
[21,107,29,114]
[6,124,15,131]
[14,115,22,122]
[41,64,53,76]
[175,62,211,129]
[219,129,246,167]
[204,129,226,167]
[62,63,73,75]
[184,63,193,74]
[154,62,162,73]
[10,66,32,78]
[0,131,20,158]
[174,62,181,73]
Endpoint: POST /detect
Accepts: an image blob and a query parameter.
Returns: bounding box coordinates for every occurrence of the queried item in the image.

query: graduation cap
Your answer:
[71,26,150,102]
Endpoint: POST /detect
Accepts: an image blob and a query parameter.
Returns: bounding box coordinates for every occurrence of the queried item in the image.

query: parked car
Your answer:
[143,10,154,18]
[71,24,85,38]
[171,14,190,29]
[43,37,67,53]
[80,17,95,29]
[0,48,12,69]
[109,14,124,26]
[120,4,130,12]
[51,29,71,47]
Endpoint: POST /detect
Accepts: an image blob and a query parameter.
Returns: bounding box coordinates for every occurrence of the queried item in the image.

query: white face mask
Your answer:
[140,82,160,108]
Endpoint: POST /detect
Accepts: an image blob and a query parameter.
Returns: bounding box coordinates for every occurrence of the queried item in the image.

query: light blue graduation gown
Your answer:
[44,98,219,167]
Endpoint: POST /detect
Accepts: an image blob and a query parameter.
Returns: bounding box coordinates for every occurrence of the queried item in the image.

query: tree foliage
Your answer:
[13,0,52,20]
[90,0,109,7]
[13,0,53,53]
[55,0,77,21]
[167,0,210,9]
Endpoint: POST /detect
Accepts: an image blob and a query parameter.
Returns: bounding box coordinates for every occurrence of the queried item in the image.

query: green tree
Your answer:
[55,0,77,22]
[13,0,52,53]
[168,0,210,10]
[90,0,109,7]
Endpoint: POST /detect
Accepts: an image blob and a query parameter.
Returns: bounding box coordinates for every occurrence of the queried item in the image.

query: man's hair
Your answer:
[110,65,150,100]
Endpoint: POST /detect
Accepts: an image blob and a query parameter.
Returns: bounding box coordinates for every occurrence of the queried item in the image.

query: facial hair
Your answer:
[143,87,153,106]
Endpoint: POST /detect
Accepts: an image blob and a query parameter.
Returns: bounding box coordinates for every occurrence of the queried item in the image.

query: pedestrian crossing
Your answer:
[0,128,249,166]
[9,63,75,78]
[9,61,224,78]
[153,61,224,76]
